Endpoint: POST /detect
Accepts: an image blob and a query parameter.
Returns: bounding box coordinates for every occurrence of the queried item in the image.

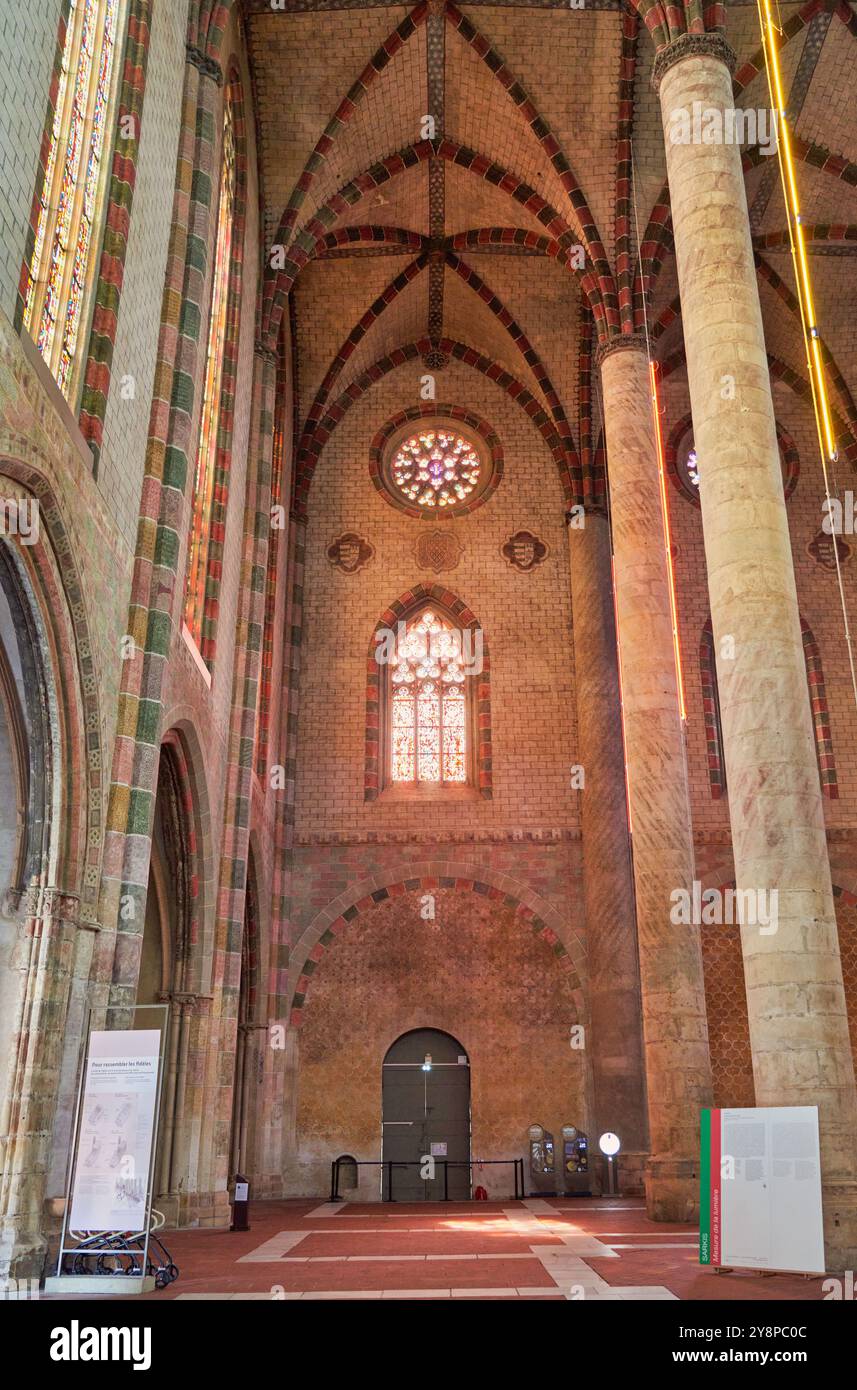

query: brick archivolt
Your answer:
[287,866,586,1027]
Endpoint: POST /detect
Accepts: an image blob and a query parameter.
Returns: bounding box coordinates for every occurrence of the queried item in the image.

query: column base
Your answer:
[645,1156,700,1223]
[0,1220,47,1283]
[616,1150,648,1197]
[822,1180,857,1274]
[153,1188,231,1230]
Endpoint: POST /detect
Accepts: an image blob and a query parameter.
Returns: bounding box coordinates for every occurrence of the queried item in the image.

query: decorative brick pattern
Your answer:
[615,7,640,334]
[699,881,756,1110]
[101,48,225,1006]
[289,876,582,1026]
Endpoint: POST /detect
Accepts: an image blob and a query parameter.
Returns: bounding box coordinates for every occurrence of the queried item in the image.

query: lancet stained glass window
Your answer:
[184,94,237,654]
[391,429,481,509]
[24,0,122,398]
[390,611,468,785]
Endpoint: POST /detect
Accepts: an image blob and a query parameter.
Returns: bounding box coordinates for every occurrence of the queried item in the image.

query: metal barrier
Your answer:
[329,1157,525,1202]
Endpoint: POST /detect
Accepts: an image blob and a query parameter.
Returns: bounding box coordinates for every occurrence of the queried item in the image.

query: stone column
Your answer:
[598,336,712,1220]
[567,509,648,1192]
[655,34,857,1269]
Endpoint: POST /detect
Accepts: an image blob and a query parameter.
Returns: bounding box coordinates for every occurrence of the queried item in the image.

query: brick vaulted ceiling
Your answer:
[244,0,857,506]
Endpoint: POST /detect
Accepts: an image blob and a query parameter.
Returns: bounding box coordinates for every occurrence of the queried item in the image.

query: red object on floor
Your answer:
[473,1185,488,1200]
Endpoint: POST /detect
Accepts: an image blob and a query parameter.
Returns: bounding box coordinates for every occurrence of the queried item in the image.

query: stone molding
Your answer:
[293,827,580,846]
[652,34,737,91]
[595,332,649,369]
[185,44,223,85]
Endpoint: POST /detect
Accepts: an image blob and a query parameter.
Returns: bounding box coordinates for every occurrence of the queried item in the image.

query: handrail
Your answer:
[329,1156,526,1202]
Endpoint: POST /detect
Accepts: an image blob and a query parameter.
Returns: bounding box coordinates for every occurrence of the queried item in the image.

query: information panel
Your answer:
[69,1029,161,1232]
[700,1106,825,1275]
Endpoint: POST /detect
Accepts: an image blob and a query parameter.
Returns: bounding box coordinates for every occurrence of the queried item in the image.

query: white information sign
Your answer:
[69,1029,161,1232]
[701,1105,825,1274]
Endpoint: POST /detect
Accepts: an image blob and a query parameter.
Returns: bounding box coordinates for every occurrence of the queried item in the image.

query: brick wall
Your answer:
[291,887,587,1198]
[294,361,578,838]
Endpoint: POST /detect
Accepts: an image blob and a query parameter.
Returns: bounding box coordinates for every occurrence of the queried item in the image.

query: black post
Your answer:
[443,1160,449,1201]
[386,1160,393,1202]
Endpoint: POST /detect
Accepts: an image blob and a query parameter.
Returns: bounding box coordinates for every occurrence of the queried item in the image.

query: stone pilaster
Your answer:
[599,337,712,1220]
[0,888,79,1279]
[197,344,278,1214]
[656,36,857,1269]
[567,508,648,1191]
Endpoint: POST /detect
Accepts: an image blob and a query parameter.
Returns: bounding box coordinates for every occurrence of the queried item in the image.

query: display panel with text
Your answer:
[69,1029,161,1232]
[700,1106,825,1274]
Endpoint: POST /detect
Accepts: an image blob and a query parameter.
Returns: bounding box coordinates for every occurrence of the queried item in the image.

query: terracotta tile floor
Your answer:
[51,1197,829,1301]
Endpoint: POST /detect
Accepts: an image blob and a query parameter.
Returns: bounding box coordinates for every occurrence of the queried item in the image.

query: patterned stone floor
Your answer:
[74,1196,824,1301]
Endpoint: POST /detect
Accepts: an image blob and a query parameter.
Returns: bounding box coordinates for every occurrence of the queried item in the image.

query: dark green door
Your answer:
[382,1029,471,1200]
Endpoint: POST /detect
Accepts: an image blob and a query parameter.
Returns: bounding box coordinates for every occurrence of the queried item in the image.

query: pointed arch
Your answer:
[288,865,585,1026]
[293,336,574,514]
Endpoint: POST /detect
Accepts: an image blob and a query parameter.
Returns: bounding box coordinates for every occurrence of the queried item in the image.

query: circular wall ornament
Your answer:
[369,407,503,519]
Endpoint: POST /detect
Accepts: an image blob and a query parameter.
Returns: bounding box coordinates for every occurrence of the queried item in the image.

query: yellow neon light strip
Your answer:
[756,1,857,720]
[757,0,837,463]
[650,360,687,722]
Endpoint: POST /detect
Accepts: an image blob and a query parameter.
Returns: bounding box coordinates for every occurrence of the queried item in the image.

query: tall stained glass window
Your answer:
[184,93,237,656]
[389,610,468,785]
[23,0,123,399]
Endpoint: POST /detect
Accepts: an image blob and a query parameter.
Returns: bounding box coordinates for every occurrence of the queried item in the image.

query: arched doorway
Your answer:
[382,1029,470,1200]
[136,737,196,1214]
[0,548,50,1135]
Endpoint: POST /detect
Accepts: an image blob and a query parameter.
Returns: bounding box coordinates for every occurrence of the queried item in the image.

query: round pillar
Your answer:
[656,35,857,1269]
[567,508,648,1192]
[599,337,713,1220]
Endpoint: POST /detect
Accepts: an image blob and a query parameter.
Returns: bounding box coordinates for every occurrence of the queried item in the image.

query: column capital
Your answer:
[185,43,224,86]
[652,33,737,92]
[254,340,279,366]
[566,503,608,526]
[595,333,648,370]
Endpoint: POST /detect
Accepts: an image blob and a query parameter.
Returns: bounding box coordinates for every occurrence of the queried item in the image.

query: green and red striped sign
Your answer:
[699,1108,721,1266]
